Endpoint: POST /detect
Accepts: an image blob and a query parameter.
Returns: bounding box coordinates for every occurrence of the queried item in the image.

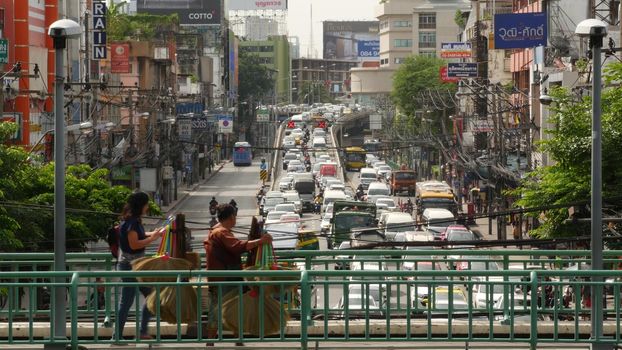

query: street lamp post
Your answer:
[575,18,609,350]
[47,19,81,350]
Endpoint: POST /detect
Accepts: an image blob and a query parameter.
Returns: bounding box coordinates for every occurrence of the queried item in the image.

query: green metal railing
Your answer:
[1,250,622,349]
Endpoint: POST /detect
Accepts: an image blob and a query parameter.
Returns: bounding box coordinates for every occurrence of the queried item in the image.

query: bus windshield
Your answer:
[346,152,365,163]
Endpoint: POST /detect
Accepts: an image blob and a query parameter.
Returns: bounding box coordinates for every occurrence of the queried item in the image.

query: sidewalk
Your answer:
[159,160,228,215]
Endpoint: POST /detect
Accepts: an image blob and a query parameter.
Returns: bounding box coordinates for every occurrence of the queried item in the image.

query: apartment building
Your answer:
[351,0,469,104]
[377,0,470,69]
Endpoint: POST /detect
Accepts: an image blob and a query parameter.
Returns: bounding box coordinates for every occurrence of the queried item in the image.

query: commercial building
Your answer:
[239,35,291,103]
[291,58,359,104]
[352,0,469,105]
[377,0,470,69]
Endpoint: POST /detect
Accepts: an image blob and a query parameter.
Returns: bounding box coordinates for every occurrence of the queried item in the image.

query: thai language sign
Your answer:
[440,42,471,58]
[357,40,380,58]
[228,0,288,11]
[493,12,547,49]
[447,63,478,78]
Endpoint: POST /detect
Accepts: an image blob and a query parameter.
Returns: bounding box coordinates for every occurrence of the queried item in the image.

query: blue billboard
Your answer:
[357,40,379,58]
[176,102,205,115]
[494,12,547,49]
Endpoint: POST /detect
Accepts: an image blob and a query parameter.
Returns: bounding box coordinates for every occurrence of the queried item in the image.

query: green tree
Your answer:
[237,51,275,103]
[391,55,454,119]
[0,123,161,251]
[107,1,178,41]
[297,81,332,104]
[511,62,622,238]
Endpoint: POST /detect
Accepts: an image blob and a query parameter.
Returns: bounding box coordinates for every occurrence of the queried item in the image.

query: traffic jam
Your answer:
[252,104,576,321]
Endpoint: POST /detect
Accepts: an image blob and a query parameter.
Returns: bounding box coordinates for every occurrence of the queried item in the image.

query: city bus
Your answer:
[344,146,366,171]
[363,139,382,155]
[233,142,252,166]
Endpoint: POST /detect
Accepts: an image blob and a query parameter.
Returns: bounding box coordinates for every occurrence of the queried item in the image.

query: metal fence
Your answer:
[0,250,621,349]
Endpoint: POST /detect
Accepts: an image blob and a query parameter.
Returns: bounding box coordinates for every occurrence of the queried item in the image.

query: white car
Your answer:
[365,182,391,203]
[372,161,387,172]
[374,197,397,211]
[265,211,289,225]
[377,165,392,180]
[337,293,382,318]
[282,139,296,150]
[287,160,305,173]
[279,213,301,224]
[328,183,346,192]
[274,203,297,215]
[279,176,294,191]
[320,212,333,233]
[319,155,331,162]
[281,191,302,214]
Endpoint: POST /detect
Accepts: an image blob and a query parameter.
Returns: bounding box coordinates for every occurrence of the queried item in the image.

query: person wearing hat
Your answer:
[112,192,163,341]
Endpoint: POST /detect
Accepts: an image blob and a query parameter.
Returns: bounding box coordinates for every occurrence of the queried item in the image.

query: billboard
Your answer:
[227,30,239,99]
[227,0,287,11]
[357,40,379,58]
[111,43,130,73]
[447,63,478,78]
[440,66,459,83]
[323,21,379,60]
[440,42,471,58]
[493,12,547,49]
[136,0,221,26]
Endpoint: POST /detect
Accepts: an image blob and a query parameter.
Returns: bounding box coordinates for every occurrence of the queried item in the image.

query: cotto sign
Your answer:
[137,1,221,26]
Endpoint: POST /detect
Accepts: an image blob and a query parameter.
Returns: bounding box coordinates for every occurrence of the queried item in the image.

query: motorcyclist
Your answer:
[356,185,365,201]
[405,198,414,214]
[229,199,238,215]
[314,195,323,214]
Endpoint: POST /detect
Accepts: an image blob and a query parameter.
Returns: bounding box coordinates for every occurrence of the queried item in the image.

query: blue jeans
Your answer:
[113,260,152,338]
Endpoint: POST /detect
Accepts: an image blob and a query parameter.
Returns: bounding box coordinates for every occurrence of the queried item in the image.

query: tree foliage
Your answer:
[107,1,178,41]
[391,55,455,119]
[237,51,275,103]
[511,62,622,238]
[297,81,333,104]
[0,123,161,252]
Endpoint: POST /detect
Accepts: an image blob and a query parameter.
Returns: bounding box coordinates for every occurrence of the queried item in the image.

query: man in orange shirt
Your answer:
[203,204,272,345]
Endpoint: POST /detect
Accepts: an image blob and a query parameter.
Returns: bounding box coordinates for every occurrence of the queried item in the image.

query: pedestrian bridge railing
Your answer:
[0,251,621,349]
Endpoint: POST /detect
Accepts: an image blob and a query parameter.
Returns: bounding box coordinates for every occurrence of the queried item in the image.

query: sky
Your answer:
[287,0,379,58]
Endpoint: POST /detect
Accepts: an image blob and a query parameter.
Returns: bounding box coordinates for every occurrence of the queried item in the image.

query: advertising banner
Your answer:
[111,43,130,73]
[440,66,459,83]
[228,0,287,11]
[218,115,233,134]
[493,12,547,49]
[447,63,478,78]
[137,0,221,26]
[323,21,379,60]
[440,42,471,58]
[357,40,379,58]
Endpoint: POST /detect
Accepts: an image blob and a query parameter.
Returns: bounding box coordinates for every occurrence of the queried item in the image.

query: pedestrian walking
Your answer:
[203,204,272,346]
[112,192,163,341]
[208,156,214,174]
